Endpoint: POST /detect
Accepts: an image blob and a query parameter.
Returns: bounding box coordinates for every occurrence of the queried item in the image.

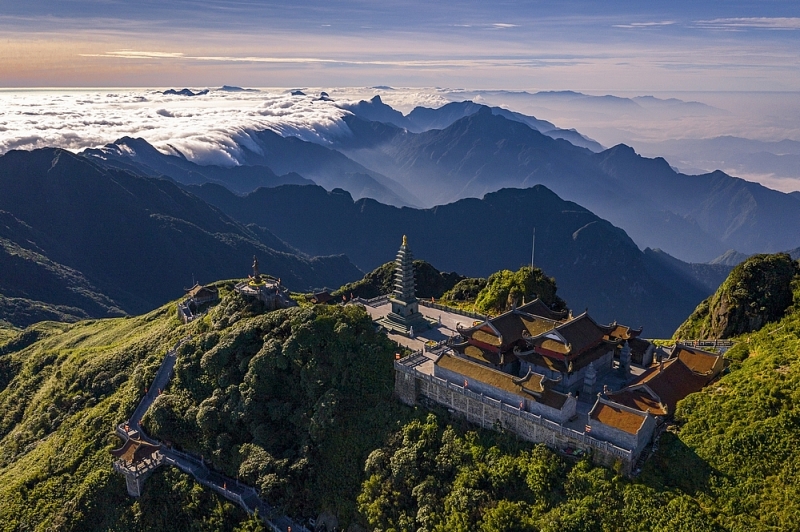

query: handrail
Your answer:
[419,300,486,320]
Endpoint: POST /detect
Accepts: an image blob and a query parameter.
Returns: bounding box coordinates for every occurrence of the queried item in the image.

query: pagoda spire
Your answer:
[392,235,417,304]
[379,234,430,335]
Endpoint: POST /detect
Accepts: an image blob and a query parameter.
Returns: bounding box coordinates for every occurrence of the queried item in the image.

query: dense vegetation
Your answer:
[471,266,565,316]
[675,253,799,339]
[357,414,712,532]
[2,257,800,530]
[145,289,411,523]
[441,277,488,304]
[439,266,565,317]
[332,260,464,300]
[0,304,264,531]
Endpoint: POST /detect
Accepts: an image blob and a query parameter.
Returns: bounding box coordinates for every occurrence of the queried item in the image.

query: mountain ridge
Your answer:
[189,181,717,337]
[0,148,362,325]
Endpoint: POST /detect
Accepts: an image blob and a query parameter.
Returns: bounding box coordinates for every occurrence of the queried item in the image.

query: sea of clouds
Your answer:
[1,86,798,191]
[0,87,457,166]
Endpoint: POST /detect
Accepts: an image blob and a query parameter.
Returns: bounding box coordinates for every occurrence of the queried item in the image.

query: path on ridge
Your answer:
[119,335,309,532]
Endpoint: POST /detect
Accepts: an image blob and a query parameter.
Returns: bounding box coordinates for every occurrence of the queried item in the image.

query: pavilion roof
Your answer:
[110,437,161,465]
[436,352,569,407]
[589,400,649,435]
[671,344,723,376]
[187,283,218,299]
[628,358,708,415]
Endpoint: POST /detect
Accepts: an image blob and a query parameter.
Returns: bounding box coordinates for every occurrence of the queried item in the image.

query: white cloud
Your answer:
[83,50,563,69]
[613,21,675,29]
[1,87,798,193]
[0,89,357,166]
[694,18,800,31]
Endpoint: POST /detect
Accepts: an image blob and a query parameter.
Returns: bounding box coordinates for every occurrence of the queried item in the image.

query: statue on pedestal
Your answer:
[252,256,260,279]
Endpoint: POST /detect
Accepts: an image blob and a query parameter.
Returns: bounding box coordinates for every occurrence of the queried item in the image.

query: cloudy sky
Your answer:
[2,1,799,90]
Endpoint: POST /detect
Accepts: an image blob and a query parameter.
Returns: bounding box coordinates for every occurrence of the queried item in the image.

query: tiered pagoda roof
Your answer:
[392,235,417,304]
[605,350,719,417]
[454,304,637,373]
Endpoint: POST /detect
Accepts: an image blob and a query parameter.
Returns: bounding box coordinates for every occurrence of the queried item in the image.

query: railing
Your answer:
[419,300,486,321]
[423,339,451,355]
[396,361,633,460]
[351,294,390,306]
[680,339,735,348]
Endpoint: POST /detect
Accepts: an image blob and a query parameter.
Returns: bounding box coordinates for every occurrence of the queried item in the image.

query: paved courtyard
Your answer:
[362,301,478,352]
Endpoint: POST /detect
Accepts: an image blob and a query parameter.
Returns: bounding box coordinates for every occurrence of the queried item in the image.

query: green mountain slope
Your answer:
[0,304,263,531]
[0,149,362,327]
[0,282,409,530]
[3,260,800,530]
[675,253,799,339]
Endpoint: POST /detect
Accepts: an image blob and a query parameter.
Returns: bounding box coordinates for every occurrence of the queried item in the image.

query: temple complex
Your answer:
[234,255,297,311]
[381,240,727,474]
[378,236,431,335]
[452,302,643,396]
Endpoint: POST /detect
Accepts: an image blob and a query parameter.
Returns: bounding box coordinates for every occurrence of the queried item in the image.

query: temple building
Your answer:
[177,283,219,323]
[379,235,431,335]
[601,343,724,418]
[234,256,297,311]
[433,351,577,423]
[452,302,643,395]
[384,236,728,473]
[585,343,724,451]
[587,396,657,456]
[110,435,164,496]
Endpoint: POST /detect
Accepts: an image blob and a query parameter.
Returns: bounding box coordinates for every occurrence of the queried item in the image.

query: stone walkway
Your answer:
[363,301,478,352]
[118,336,309,532]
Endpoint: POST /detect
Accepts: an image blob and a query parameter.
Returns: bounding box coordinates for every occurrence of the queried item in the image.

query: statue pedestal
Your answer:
[379,298,431,336]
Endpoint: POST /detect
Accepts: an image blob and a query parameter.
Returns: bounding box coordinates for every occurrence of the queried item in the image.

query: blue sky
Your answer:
[1,1,799,89]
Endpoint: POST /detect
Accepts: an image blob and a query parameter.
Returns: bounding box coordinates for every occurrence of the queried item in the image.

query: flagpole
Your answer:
[531,227,536,269]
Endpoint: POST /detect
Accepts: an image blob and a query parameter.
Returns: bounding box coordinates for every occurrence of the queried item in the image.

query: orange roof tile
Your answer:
[674,345,722,375]
[590,402,647,435]
[606,388,667,416]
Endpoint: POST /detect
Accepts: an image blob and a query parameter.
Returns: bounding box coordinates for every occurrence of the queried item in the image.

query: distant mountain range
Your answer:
[330,107,800,262]
[339,96,603,151]
[189,182,731,337]
[0,149,360,326]
[76,97,800,264]
[635,136,800,187]
[0,145,742,336]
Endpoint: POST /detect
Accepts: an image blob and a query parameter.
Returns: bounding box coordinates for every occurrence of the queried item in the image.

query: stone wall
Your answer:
[434,361,576,424]
[395,359,635,473]
[589,409,656,457]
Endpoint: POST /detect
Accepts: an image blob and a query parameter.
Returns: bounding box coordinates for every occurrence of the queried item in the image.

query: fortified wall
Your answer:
[395,354,635,473]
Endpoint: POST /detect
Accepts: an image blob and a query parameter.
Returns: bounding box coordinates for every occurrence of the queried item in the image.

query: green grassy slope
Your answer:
[642,273,800,530]
[0,299,259,531]
[2,263,799,530]
[675,253,798,340]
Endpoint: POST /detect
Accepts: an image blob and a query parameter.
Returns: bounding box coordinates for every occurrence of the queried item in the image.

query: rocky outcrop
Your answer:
[675,253,799,339]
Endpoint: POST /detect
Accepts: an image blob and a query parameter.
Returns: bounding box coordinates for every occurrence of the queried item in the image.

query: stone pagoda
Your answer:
[379,235,430,336]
